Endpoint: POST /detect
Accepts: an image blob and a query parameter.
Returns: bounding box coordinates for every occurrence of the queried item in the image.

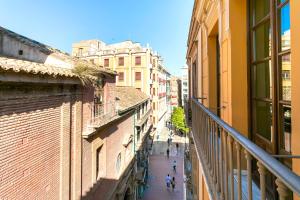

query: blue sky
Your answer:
[0,0,193,76]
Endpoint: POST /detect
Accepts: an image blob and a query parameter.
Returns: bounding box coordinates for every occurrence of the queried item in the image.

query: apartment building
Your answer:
[170,76,182,109]
[0,27,152,200]
[181,65,189,106]
[83,86,152,200]
[72,40,171,136]
[151,55,171,135]
[72,40,152,94]
[186,0,300,199]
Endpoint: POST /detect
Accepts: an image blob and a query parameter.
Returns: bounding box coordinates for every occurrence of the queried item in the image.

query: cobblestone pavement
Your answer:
[143,127,186,200]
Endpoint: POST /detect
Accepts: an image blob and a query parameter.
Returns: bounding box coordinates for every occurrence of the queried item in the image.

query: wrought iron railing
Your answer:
[184,98,192,127]
[89,102,117,127]
[190,98,300,200]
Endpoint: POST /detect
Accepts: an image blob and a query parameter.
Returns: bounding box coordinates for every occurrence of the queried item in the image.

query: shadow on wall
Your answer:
[81,177,119,200]
[0,83,78,116]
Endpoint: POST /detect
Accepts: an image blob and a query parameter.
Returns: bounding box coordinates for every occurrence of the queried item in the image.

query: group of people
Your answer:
[163,122,182,192]
[165,130,180,192]
[166,142,179,159]
[165,174,177,191]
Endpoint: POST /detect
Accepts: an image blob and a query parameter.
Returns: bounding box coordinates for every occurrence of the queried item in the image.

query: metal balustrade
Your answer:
[190,98,300,200]
[89,102,117,126]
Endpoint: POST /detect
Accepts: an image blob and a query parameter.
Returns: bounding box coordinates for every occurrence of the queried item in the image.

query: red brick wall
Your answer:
[82,138,94,195]
[82,85,94,130]
[81,112,135,198]
[102,113,134,179]
[0,83,81,200]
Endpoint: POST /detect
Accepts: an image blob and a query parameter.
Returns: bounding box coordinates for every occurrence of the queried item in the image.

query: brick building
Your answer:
[0,27,152,200]
[82,86,152,200]
[72,40,171,137]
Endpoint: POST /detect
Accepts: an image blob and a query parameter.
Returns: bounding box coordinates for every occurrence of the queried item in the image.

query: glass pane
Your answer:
[279,54,291,101]
[280,105,291,152]
[251,0,270,26]
[279,3,291,51]
[254,101,272,141]
[253,22,271,61]
[252,61,272,99]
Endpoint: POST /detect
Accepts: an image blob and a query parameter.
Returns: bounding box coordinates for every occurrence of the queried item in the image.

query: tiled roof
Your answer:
[115,86,149,112]
[72,58,117,76]
[0,56,77,78]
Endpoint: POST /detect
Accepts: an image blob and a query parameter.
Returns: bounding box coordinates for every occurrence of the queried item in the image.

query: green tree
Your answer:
[171,107,189,134]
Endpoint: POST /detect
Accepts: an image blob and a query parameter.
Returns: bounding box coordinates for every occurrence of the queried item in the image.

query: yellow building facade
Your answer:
[72,40,170,134]
[186,0,300,199]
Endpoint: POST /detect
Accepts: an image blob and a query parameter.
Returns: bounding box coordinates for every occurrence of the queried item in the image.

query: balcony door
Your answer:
[249,0,291,159]
[250,1,291,198]
[216,35,221,117]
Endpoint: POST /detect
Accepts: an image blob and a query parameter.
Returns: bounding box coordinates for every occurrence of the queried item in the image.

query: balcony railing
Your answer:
[89,102,117,127]
[190,98,300,200]
[184,98,192,127]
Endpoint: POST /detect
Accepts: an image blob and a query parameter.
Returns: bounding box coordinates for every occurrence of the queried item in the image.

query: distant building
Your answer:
[181,65,188,106]
[72,40,152,95]
[72,40,171,136]
[166,73,172,120]
[170,76,182,109]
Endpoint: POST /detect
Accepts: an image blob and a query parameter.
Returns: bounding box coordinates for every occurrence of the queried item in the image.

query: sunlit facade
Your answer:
[186,0,300,199]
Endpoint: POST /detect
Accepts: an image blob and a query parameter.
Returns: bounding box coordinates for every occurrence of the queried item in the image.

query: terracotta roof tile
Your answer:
[0,56,77,78]
[115,86,149,112]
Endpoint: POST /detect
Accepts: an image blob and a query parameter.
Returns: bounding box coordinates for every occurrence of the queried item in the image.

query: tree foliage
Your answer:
[171,107,189,134]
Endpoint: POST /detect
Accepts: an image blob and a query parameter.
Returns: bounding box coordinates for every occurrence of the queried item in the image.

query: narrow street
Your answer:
[143,127,185,200]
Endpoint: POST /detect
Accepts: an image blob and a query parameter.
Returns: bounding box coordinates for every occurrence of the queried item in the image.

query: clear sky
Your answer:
[0,0,194,76]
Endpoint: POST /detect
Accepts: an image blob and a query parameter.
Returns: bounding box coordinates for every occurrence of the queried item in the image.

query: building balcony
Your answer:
[184,98,192,127]
[83,102,118,138]
[158,92,166,98]
[136,124,153,151]
[189,98,300,199]
[136,109,152,127]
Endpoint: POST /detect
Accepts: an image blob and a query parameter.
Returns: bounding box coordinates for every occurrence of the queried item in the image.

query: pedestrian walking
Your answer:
[165,174,171,189]
[166,148,170,159]
[167,138,170,146]
[173,160,177,173]
[176,143,179,155]
[171,177,176,191]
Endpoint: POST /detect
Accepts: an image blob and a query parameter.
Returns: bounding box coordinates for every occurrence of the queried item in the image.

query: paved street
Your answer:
[143,127,185,200]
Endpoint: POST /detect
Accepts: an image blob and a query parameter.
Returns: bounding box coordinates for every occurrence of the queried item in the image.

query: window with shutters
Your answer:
[104,58,109,67]
[135,72,141,81]
[118,57,124,66]
[118,72,124,81]
[135,56,141,65]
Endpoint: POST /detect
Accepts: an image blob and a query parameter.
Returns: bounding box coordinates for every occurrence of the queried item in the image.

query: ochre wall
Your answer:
[187,0,249,199]
[291,0,300,199]
[195,0,248,136]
